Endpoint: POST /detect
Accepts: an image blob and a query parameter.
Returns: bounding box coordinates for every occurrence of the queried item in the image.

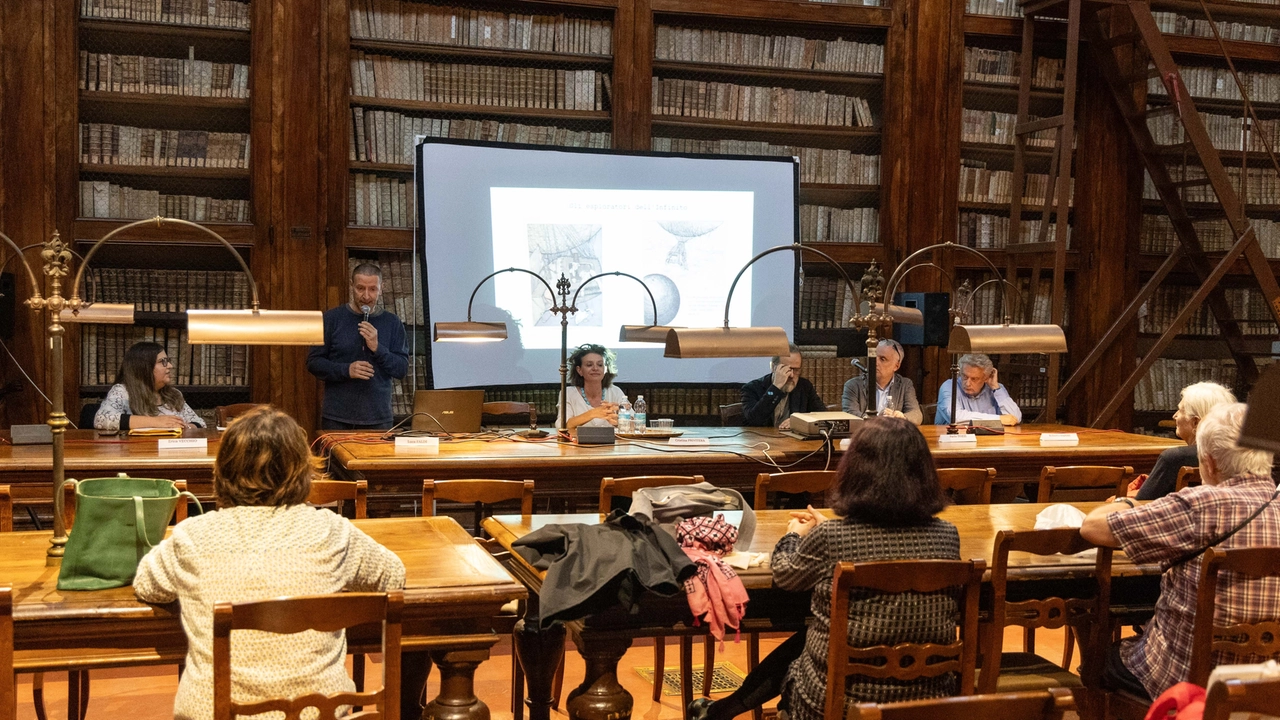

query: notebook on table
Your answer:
[412,390,484,433]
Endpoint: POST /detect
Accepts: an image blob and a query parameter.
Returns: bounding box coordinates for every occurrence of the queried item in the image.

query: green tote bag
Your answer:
[57,476,200,591]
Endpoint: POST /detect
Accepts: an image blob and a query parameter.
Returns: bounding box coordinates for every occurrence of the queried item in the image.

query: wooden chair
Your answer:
[213,402,261,428]
[849,687,1076,720]
[1202,676,1280,720]
[1174,466,1201,492]
[824,559,986,720]
[422,478,534,535]
[1,586,13,720]
[599,474,703,515]
[753,470,835,510]
[308,479,368,519]
[0,485,11,532]
[1188,546,1280,686]
[979,529,1113,695]
[1035,466,1133,504]
[212,591,403,720]
[481,401,537,428]
[719,402,744,427]
[937,468,996,505]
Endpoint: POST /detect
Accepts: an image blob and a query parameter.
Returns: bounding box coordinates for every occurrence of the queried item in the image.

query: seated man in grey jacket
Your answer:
[841,338,923,425]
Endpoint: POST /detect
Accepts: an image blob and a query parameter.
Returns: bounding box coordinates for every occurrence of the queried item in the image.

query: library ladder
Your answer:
[1048,0,1280,426]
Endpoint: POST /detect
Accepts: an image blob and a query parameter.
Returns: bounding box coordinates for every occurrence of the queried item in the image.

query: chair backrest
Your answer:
[825,559,986,720]
[1,586,13,720]
[753,471,837,510]
[422,479,534,535]
[719,402,744,427]
[481,401,536,428]
[1175,466,1201,492]
[212,591,402,720]
[599,475,704,514]
[0,485,11,532]
[1189,546,1280,685]
[308,479,368,519]
[981,528,1113,693]
[849,687,1075,720]
[1035,466,1133,504]
[937,468,996,505]
[78,402,101,431]
[1202,677,1280,720]
[214,403,262,428]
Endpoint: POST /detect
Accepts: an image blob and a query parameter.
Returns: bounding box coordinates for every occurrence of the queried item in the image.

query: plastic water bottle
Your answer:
[617,402,633,434]
[633,395,648,432]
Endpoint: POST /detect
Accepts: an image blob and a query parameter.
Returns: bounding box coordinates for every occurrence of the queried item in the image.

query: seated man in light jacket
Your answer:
[934,353,1022,425]
[841,338,922,425]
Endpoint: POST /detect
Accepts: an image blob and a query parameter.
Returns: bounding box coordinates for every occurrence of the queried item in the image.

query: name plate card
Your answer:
[395,436,440,454]
[1040,432,1080,446]
[938,433,979,444]
[667,437,710,446]
[158,438,208,452]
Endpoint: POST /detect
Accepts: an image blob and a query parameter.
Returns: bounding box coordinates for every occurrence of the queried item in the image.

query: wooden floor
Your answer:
[13,628,1074,720]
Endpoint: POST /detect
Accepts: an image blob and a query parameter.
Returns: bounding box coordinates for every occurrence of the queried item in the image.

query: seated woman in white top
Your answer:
[558,343,627,430]
[93,341,205,432]
[134,405,406,720]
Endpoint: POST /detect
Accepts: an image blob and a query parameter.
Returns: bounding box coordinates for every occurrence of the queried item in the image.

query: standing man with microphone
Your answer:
[307,263,409,430]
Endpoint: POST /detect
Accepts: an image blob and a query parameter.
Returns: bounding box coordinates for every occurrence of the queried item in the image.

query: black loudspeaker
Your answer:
[0,272,14,339]
[893,292,950,347]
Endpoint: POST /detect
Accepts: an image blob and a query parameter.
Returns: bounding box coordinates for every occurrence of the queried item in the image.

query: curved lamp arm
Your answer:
[570,271,659,325]
[0,242,107,306]
[958,278,1024,325]
[881,242,1012,324]
[0,232,45,302]
[722,244,862,327]
[462,266,559,321]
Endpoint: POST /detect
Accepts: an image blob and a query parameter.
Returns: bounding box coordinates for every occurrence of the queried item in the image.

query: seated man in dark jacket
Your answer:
[741,343,826,429]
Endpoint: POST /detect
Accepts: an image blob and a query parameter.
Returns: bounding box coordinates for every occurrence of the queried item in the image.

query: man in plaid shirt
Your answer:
[1081,402,1280,699]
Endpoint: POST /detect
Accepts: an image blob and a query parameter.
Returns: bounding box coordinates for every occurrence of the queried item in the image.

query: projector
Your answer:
[788,411,861,439]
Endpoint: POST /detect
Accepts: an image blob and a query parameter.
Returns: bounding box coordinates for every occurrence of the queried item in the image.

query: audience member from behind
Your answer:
[933,352,1022,425]
[1081,402,1280,701]
[689,416,960,720]
[94,341,205,432]
[558,343,627,430]
[1127,381,1235,500]
[134,406,406,720]
[841,338,923,424]
[741,343,826,429]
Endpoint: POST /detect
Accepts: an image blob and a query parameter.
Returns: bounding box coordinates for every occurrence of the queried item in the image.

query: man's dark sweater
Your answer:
[306,305,409,426]
[740,373,826,427]
[1136,443,1200,500]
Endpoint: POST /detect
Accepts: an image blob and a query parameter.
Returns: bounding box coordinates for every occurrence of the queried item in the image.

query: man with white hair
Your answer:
[933,353,1022,425]
[1127,381,1236,500]
[1081,402,1280,700]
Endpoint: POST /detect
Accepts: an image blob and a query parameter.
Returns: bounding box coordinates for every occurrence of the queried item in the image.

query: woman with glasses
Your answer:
[94,340,205,432]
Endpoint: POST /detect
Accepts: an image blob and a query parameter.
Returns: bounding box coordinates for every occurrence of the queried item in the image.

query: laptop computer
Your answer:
[412,390,484,433]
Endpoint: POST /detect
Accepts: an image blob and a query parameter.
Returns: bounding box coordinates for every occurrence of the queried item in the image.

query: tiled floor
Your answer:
[14,627,1074,720]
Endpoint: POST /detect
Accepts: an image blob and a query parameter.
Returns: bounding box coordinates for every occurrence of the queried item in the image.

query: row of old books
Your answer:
[477,386,750,423]
[80,325,248,387]
[78,49,250,98]
[349,109,610,165]
[1148,110,1280,154]
[390,355,430,418]
[959,164,1076,205]
[349,173,415,228]
[962,274,1072,325]
[651,137,880,185]
[80,123,250,168]
[79,181,251,222]
[81,0,251,29]
[1151,11,1280,44]
[347,253,425,326]
[350,52,610,111]
[654,26,884,74]
[803,356,857,407]
[963,47,1065,88]
[961,109,1056,147]
[1142,166,1279,206]
[85,268,249,312]
[798,276,860,330]
[800,205,879,244]
[1140,285,1279,335]
[957,212,1070,249]
[651,78,875,127]
[1135,358,1240,412]
[1148,65,1280,103]
[1140,214,1280,258]
[966,0,1022,17]
[351,1,613,56]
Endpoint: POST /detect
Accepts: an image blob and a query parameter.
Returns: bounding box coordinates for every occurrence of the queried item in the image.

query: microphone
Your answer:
[361,304,371,323]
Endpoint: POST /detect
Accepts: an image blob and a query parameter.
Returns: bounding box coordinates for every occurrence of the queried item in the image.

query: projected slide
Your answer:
[490,188,754,349]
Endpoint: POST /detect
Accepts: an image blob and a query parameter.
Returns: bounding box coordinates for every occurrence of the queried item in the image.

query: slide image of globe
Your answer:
[642,274,680,325]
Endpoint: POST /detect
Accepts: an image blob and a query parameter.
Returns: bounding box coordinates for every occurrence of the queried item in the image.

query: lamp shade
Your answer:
[886,304,924,326]
[1240,363,1280,453]
[59,303,135,324]
[433,321,508,342]
[619,325,677,343]
[187,309,324,345]
[664,326,791,358]
[947,324,1067,354]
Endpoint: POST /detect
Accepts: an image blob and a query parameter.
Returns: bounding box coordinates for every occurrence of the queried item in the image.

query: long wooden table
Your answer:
[2,516,525,720]
[330,425,1180,511]
[483,502,1163,720]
